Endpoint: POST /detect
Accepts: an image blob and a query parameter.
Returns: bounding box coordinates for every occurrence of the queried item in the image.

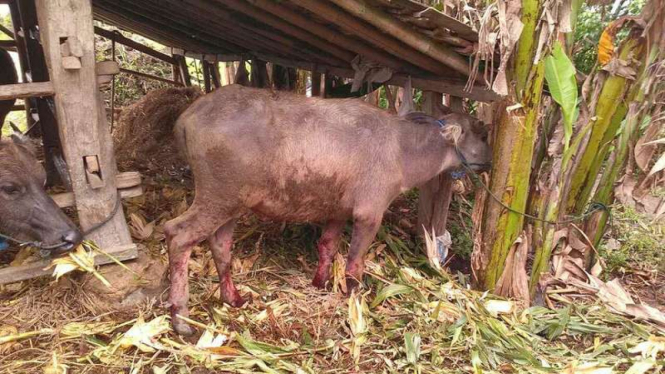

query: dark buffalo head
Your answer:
[0,135,82,251]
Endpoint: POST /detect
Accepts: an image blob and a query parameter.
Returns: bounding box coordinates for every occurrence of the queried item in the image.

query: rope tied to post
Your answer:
[0,192,122,250]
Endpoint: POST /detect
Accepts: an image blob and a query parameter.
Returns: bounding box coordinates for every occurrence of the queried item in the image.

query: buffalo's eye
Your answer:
[0,184,23,197]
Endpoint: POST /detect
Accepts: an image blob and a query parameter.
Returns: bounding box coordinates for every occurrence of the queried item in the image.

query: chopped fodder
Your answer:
[113,86,203,173]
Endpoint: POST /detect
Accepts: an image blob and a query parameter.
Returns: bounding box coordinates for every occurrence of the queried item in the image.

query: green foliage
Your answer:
[544,41,578,150]
[572,1,646,74]
[94,22,174,111]
[599,207,665,275]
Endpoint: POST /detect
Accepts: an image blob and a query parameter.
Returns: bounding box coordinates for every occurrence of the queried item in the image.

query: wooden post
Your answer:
[10,0,68,187]
[311,71,321,97]
[173,55,191,86]
[202,60,212,93]
[211,62,221,88]
[250,59,269,88]
[35,0,133,251]
[417,92,455,237]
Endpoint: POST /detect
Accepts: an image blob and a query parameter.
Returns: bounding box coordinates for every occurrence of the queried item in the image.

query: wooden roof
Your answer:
[92,0,497,101]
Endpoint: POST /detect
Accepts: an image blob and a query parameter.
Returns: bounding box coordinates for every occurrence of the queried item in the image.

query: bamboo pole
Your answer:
[328,0,470,76]
[179,0,348,68]
[296,0,451,76]
[221,0,356,64]
[94,26,175,64]
[247,0,421,74]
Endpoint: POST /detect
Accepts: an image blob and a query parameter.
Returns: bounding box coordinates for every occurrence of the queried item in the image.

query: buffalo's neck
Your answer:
[398,125,455,190]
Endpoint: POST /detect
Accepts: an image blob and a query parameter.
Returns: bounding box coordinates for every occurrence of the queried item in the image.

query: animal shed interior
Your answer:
[92,0,498,102]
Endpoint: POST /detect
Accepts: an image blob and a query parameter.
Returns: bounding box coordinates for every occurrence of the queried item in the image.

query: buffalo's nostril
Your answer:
[62,230,83,246]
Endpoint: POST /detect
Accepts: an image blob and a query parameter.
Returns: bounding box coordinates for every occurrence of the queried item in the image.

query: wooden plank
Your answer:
[0,244,139,285]
[52,185,143,209]
[0,82,55,100]
[0,40,16,48]
[36,0,133,250]
[94,26,176,64]
[245,52,499,102]
[119,67,182,86]
[329,0,470,76]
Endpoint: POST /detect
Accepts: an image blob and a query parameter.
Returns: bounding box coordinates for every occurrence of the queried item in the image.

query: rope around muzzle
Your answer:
[435,118,610,226]
[454,147,610,226]
[0,192,123,250]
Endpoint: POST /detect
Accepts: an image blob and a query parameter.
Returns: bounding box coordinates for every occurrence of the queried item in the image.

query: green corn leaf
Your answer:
[545,41,578,150]
[370,284,413,308]
[404,332,421,365]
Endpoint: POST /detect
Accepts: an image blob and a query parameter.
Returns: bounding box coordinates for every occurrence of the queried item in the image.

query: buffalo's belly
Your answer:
[242,181,354,223]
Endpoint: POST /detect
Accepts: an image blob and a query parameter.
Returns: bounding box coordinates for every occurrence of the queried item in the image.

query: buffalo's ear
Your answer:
[403,111,437,125]
[441,123,462,145]
[10,127,38,156]
[434,102,454,117]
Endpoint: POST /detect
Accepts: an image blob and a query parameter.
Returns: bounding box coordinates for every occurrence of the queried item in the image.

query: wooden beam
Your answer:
[242,52,499,102]
[0,244,138,285]
[295,0,452,77]
[0,22,14,39]
[0,40,16,48]
[181,0,347,67]
[36,0,133,250]
[0,82,54,100]
[119,67,183,86]
[93,5,227,55]
[220,0,355,63]
[99,0,244,54]
[247,0,419,74]
[329,0,471,76]
[94,26,175,64]
[377,0,478,42]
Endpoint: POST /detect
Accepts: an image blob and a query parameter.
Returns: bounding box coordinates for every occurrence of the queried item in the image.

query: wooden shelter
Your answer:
[0,0,497,281]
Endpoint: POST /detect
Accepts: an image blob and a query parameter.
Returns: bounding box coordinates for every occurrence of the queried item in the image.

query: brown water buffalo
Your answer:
[164,84,491,335]
[0,136,82,251]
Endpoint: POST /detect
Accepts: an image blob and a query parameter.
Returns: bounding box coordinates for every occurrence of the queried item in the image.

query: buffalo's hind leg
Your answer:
[164,205,224,336]
[209,219,247,307]
[312,220,345,289]
[345,211,383,293]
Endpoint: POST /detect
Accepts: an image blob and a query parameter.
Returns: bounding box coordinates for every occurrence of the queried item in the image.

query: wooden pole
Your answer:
[311,72,322,97]
[202,60,212,93]
[211,62,221,88]
[174,55,191,86]
[296,0,450,76]
[10,0,67,187]
[221,0,355,64]
[35,0,134,251]
[417,92,455,238]
[328,0,470,76]
[94,26,176,64]
[247,0,417,74]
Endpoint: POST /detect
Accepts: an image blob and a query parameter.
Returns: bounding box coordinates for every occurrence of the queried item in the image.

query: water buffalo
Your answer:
[165,84,491,335]
[0,135,82,251]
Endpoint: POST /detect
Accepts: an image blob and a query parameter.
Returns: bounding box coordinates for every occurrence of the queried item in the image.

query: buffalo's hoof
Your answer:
[222,289,249,308]
[172,320,195,336]
[345,276,362,295]
[311,275,330,290]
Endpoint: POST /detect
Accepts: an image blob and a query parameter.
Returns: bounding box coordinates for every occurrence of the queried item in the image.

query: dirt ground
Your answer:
[0,89,663,373]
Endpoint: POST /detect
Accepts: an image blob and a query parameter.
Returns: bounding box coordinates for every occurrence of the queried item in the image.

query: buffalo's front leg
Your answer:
[209,220,246,307]
[312,220,345,289]
[345,212,383,293]
[164,206,220,336]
